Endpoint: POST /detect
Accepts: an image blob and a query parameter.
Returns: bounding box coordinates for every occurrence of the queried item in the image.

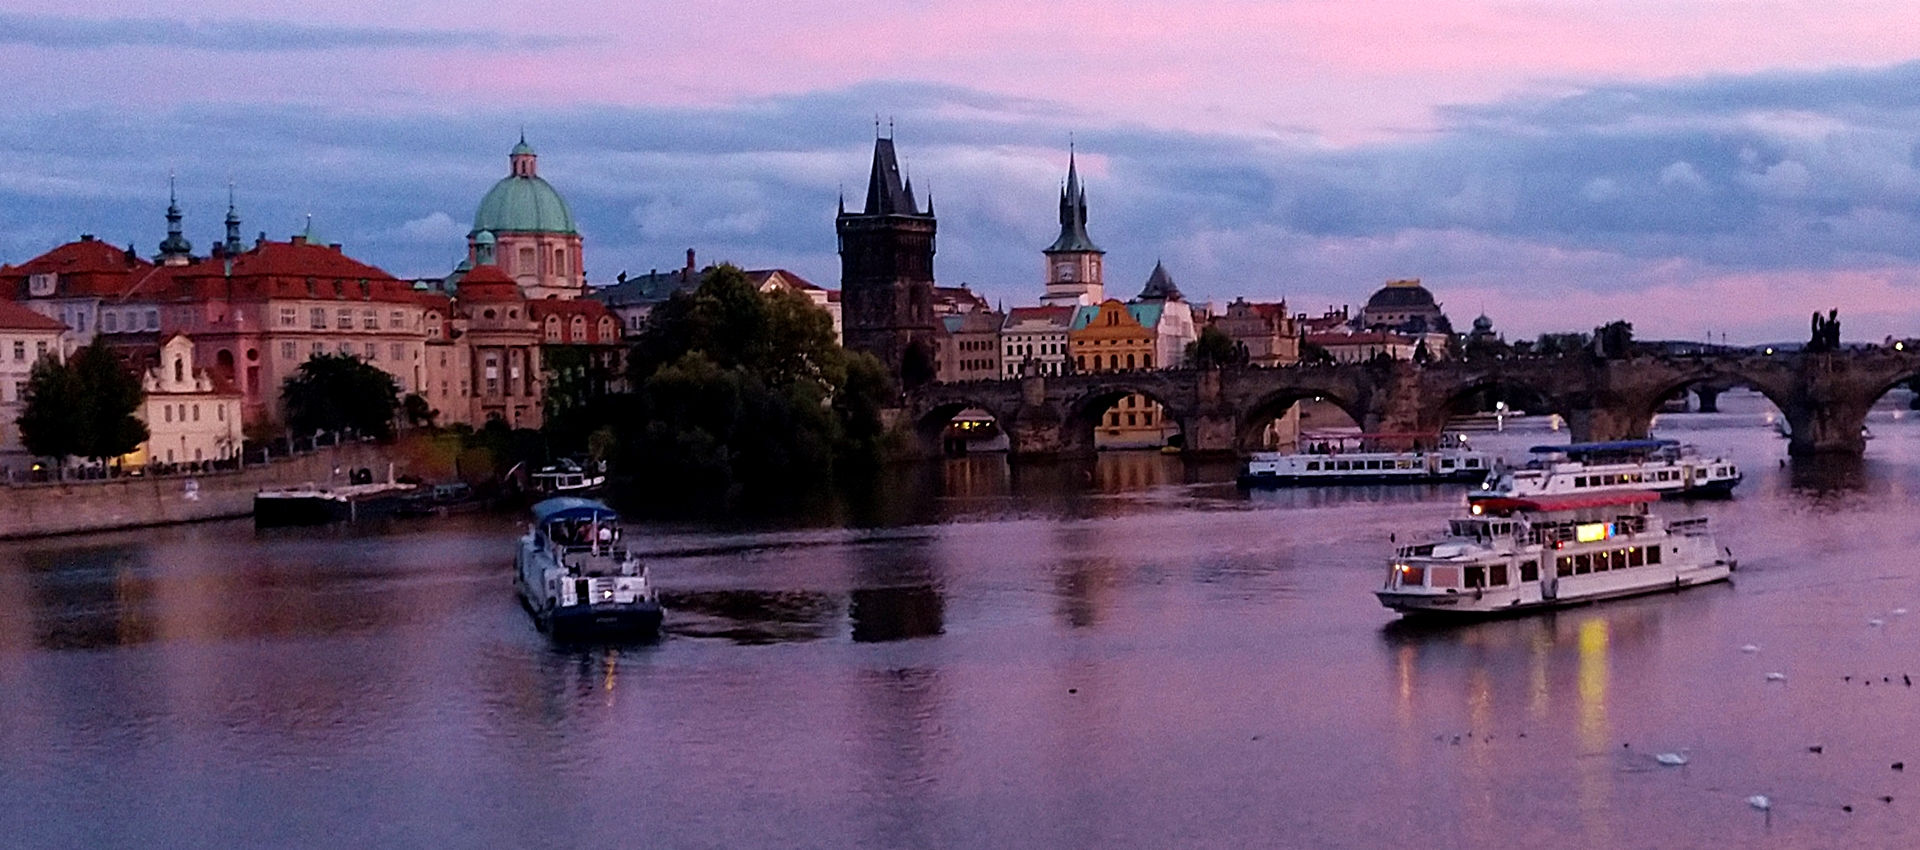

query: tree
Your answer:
[1300,341,1336,365]
[1533,331,1592,358]
[70,341,148,463]
[1187,325,1248,368]
[16,354,86,466]
[16,339,147,468]
[281,353,401,439]
[1593,320,1634,359]
[620,264,894,511]
[402,393,438,428]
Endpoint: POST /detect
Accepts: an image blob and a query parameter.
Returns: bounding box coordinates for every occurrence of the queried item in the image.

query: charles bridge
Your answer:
[905,348,1920,459]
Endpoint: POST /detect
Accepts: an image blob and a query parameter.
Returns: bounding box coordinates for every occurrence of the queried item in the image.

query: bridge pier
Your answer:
[1694,387,1721,413]
[1782,401,1870,457]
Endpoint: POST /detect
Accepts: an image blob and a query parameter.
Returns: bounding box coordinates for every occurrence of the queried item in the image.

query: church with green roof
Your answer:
[468,135,585,300]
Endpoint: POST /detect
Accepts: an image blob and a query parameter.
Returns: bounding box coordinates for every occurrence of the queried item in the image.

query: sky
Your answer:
[3,2,1920,343]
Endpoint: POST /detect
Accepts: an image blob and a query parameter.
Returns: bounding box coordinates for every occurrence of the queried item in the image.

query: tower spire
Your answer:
[223,180,243,255]
[157,170,193,263]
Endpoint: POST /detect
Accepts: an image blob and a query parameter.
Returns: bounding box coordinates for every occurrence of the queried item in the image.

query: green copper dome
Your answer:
[472,174,577,235]
[472,138,577,235]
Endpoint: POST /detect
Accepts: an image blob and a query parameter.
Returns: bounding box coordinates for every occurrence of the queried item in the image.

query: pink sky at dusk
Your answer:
[4,1,1920,343]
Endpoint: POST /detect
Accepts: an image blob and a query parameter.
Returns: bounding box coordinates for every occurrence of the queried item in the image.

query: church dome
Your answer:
[1472,314,1493,333]
[471,138,577,236]
[1364,279,1437,310]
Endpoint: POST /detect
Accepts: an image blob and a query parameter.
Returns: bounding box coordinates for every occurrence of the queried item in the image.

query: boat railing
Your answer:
[1666,516,1711,534]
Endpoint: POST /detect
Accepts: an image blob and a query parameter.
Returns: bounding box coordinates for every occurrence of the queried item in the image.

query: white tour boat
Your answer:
[515,497,662,638]
[1474,439,1740,501]
[1240,432,1493,486]
[530,458,607,495]
[1376,491,1734,617]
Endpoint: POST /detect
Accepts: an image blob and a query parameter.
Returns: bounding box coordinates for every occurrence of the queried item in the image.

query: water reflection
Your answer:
[661,589,839,644]
[849,587,944,642]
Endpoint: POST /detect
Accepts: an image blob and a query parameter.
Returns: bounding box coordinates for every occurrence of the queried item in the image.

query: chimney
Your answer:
[80,234,94,242]
[291,235,307,246]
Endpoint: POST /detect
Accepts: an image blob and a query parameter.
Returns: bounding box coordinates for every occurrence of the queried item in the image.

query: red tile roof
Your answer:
[0,300,67,331]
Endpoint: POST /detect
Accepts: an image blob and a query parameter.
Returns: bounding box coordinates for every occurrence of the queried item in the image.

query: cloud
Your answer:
[3,64,1920,342]
[391,212,466,244]
[0,13,589,52]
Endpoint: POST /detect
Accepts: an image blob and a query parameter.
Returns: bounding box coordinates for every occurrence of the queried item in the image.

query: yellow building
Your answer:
[1070,300,1174,448]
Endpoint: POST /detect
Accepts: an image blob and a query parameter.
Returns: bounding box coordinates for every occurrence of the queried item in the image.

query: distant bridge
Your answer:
[906,349,1920,458]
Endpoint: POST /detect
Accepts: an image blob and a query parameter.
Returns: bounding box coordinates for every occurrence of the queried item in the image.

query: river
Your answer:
[4,390,1920,848]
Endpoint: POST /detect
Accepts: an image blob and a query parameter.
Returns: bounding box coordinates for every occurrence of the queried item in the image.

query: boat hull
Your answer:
[545,601,664,639]
[1241,470,1486,487]
[1377,560,1734,618]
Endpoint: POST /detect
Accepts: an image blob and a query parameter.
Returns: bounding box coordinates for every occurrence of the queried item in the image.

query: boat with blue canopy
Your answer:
[515,497,662,638]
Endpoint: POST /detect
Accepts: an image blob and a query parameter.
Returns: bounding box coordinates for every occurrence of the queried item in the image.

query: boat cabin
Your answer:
[529,497,639,578]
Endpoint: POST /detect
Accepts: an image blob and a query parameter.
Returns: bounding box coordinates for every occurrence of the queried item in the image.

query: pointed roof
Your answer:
[1045,150,1102,254]
[858,137,924,216]
[1138,260,1183,301]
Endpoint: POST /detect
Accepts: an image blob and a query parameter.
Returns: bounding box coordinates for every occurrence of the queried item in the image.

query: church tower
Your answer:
[837,134,939,388]
[1040,149,1104,307]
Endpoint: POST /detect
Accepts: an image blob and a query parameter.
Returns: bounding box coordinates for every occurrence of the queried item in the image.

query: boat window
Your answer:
[1430,566,1459,589]
[1401,565,1424,586]
[1628,547,1645,567]
[1556,557,1573,577]
[1601,550,1619,571]
[1648,546,1662,565]
[1466,458,1482,468]
[1489,564,1508,586]
[1441,460,1456,469]
[1574,553,1593,574]
[1337,461,1351,471]
[1465,566,1485,588]
[1306,461,1320,471]
[1519,561,1538,583]
[1575,476,1587,487]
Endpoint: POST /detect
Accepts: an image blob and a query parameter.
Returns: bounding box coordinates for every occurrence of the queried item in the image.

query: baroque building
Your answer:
[837,135,939,388]
[469,136,585,300]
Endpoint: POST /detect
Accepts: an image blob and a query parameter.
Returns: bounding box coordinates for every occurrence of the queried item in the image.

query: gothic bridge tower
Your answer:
[838,135,939,389]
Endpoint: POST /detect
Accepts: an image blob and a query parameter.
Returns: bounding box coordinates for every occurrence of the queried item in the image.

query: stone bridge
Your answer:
[906,349,1920,459]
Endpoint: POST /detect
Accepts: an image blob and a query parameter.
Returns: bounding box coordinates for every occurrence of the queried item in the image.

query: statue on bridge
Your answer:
[1808,309,1841,353]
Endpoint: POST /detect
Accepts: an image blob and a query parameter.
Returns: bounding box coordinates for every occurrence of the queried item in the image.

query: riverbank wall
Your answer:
[0,440,442,540]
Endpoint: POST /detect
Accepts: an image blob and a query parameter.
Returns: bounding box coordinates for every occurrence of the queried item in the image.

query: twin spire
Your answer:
[855,136,930,217]
[1046,146,1101,254]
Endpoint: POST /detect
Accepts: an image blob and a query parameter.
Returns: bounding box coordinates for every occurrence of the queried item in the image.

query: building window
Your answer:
[362,309,378,330]
[366,342,378,360]
[192,404,200,422]
[518,247,535,273]
[336,309,352,330]
[391,310,405,328]
[104,312,118,332]
[217,405,225,422]
[311,342,323,356]
[280,307,297,326]
[281,341,296,359]
[339,342,352,355]
[164,405,172,423]
[11,341,22,361]
[145,310,158,330]
[391,343,405,362]
[310,308,326,329]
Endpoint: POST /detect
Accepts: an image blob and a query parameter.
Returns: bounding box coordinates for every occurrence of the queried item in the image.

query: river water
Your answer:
[5,391,1920,848]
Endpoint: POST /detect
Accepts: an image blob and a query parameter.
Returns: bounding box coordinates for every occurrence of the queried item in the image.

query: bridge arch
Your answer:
[912,394,1019,457]
[1235,387,1366,453]
[1431,371,1568,432]
[1633,361,1796,433]
[1060,380,1190,454]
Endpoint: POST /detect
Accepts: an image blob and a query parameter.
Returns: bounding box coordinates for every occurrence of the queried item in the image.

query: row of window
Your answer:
[159,402,228,424]
[286,307,415,332]
[1004,362,1065,377]
[950,359,995,372]
[8,340,52,363]
[1077,353,1152,371]
[1006,342,1061,358]
[1105,410,1159,427]
[1404,544,1668,591]
[1575,469,1691,487]
[99,308,161,334]
[279,340,415,363]
[1554,545,1664,577]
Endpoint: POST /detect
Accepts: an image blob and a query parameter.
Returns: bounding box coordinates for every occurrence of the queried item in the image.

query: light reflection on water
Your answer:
[2,392,1920,847]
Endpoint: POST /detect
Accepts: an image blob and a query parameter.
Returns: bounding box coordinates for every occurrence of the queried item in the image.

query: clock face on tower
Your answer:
[1054,260,1076,282]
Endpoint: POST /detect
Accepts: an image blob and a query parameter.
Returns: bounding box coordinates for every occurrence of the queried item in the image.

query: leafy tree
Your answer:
[17,339,148,468]
[1533,331,1592,358]
[402,393,438,428]
[1593,320,1634,359]
[281,353,401,439]
[70,342,148,463]
[1187,325,1248,368]
[620,264,893,511]
[1300,341,1336,365]
[16,354,86,466]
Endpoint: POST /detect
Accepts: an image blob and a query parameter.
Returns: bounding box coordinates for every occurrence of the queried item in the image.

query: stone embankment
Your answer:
[0,440,444,540]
